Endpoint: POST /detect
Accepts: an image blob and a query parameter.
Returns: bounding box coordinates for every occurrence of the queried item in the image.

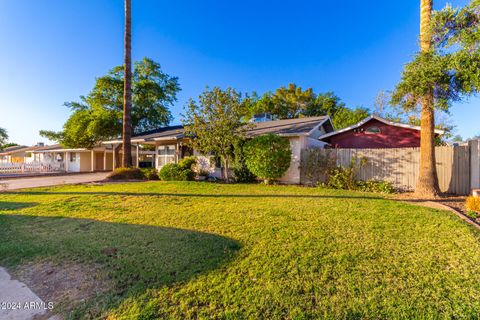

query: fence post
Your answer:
[470,140,480,192]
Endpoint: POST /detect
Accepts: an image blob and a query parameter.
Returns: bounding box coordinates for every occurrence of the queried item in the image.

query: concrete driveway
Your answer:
[0,172,109,191]
[0,267,50,320]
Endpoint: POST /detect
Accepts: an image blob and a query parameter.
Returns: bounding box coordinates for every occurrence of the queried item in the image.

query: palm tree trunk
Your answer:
[122,0,133,167]
[416,0,439,197]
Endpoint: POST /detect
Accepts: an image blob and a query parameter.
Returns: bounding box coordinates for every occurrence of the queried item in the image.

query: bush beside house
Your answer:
[141,168,160,180]
[159,157,196,181]
[108,167,160,181]
[232,141,256,183]
[108,167,146,180]
[244,134,292,184]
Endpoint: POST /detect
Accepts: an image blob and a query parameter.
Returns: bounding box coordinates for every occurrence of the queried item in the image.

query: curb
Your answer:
[404,200,480,231]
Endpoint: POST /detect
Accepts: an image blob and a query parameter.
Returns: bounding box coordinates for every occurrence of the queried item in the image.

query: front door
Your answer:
[95,153,104,171]
[156,145,176,169]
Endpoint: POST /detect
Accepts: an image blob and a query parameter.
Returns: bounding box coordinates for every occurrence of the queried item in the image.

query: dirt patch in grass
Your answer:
[13,260,112,319]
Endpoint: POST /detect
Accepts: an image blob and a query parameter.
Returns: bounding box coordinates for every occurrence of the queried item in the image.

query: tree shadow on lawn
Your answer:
[0,213,240,317]
[5,190,385,200]
[0,201,38,210]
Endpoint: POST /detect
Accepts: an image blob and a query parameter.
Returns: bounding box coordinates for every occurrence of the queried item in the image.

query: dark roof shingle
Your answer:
[247,116,328,137]
[103,116,330,143]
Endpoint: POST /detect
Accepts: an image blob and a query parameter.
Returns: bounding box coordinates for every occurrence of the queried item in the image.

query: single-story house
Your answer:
[318,115,444,149]
[102,116,335,183]
[30,144,155,173]
[0,144,46,163]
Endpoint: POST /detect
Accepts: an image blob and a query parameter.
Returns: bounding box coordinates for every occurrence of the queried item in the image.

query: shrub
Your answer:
[356,180,395,194]
[141,168,159,180]
[324,157,395,194]
[244,134,292,184]
[466,196,480,213]
[325,157,366,190]
[108,167,145,180]
[232,141,256,183]
[159,163,194,181]
[178,156,197,171]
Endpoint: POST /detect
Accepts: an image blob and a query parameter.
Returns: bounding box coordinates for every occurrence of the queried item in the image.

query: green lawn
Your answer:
[1,182,480,319]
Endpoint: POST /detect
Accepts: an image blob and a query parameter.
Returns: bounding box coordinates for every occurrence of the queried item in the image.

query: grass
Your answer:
[1,182,480,319]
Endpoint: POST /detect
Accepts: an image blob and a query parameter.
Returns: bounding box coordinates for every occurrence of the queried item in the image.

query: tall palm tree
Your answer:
[416,0,439,197]
[122,0,133,167]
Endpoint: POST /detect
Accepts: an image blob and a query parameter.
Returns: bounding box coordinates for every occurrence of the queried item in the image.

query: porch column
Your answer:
[65,152,69,172]
[176,143,180,163]
[103,150,107,171]
[112,144,116,170]
[155,144,159,169]
[136,144,140,168]
[91,150,95,172]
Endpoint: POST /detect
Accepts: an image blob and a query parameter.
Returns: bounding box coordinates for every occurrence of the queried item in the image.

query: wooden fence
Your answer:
[300,146,472,195]
[0,162,65,174]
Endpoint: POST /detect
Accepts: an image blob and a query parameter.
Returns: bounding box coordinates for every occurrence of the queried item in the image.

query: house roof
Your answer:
[246,116,330,137]
[0,145,42,156]
[101,116,332,144]
[0,145,27,154]
[102,125,185,144]
[34,144,63,152]
[318,115,444,140]
[33,144,115,153]
[134,125,185,141]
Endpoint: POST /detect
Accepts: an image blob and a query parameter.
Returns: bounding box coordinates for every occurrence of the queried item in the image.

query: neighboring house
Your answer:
[319,115,444,149]
[102,116,335,184]
[0,144,46,163]
[31,144,156,173]
[32,144,113,172]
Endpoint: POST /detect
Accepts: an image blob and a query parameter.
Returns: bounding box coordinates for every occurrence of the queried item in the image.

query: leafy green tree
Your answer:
[182,87,249,182]
[374,90,455,143]
[1,143,18,150]
[392,0,480,197]
[244,134,292,184]
[245,84,361,131]
[253,84,314,119]
[303,92,346,117]
[0,127,8,148]
[331,107,370,129]
[246,84,347,121]
[41,58,180,148]
[41,108,119,149]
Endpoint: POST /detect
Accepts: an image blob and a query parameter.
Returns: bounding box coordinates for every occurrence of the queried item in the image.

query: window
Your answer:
[365,126,381,134]
[157,145,176,167]
[70,152,77,162]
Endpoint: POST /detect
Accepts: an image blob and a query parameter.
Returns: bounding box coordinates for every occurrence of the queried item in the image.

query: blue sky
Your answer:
[0,0,478,145]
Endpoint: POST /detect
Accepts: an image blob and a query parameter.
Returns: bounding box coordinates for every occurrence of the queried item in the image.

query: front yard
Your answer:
[1,182,480,318]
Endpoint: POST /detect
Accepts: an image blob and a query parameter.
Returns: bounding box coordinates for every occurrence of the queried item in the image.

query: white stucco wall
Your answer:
[278,136,306,184]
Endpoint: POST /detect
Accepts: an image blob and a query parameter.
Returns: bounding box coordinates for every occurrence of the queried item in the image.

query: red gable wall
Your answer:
[323,119,422,149]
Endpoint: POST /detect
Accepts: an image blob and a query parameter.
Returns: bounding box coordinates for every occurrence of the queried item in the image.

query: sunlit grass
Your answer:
[1,182,480,319]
